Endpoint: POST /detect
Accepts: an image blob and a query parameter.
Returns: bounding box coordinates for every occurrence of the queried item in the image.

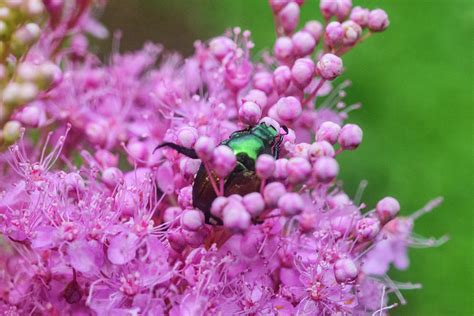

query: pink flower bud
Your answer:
[13,22,41,46]
[320,0,352,21]
[316,53,343,80]
[327,192,351,209]
[102,167,123,188]
[194,136,216,161]
[253,71,273,95]
[308,141,335,160]
[168,229,186,252]
[182,229,205,248]
[212,145,237,178]
[242,192,265,217]
[278,2,300,34]
[263,182,287,207]
[274,37,294,63]
[211,196,229,218]
[259,117,281,133]
[342,20,362,46]
[127,140,148,161]
[256,154,276,179]
[64,172,85,192]
[278,192,304,216]
[338,123,363,150]
[269,0,290,13]
[325,21,344,47]
[350,6,369,27]
[240,227,264,258]
[334,258,358,283]
[287,157,311,184]
[223,201,251,231]
[244,89,268,109]
[177,126,198,148]
[330,214,355,235]
[239,101,262,125]
[273,65,292,94]
[292,31,316,57]
[163,207,183,223]
[181,209,205,231]
[303,20,323,42]
[24,0,44,16]
[314,157,339,182]
[179,158,201,177]
[18,105,41,127]
[225,58,252,90]
[276,96,302,123]
[291,58,315,89]
[376,196,400,224]
[86,122,107,146]
[95,150,118,168]
[178,186,193,209]
[316,121,341,144]
[274,158,289,179]
[293,142,310,159]
[368,9,389,32]
[209,36,236,60]
[356,217,380,241]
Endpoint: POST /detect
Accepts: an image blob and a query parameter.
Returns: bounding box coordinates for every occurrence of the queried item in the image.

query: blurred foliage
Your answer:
[100,0,473,314]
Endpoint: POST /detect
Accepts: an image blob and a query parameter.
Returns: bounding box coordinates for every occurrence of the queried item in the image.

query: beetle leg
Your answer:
[273,137,284,159]
[154,142,199,159]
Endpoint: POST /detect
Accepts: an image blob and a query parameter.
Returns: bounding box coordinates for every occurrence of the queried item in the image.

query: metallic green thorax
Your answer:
[222,124,279,163]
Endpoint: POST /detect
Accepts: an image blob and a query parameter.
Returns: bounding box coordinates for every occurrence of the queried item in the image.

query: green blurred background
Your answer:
[100,1,473,315]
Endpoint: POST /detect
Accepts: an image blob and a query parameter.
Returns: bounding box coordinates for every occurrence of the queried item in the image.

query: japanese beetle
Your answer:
[156,122,288,224]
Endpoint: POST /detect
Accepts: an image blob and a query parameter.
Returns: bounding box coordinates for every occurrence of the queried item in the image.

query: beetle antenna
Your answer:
[154,142,199,159]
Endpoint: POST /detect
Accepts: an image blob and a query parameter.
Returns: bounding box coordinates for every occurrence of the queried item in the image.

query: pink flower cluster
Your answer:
[0,0,446,315]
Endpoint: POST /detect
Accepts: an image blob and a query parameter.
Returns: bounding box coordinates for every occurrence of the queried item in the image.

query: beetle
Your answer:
[156,122,288,224]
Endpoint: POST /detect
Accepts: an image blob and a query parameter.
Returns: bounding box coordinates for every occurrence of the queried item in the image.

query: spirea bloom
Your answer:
[0,0,446,315]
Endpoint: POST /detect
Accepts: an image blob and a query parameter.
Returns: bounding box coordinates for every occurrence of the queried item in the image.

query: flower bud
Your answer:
[274,37,293,63]
[273,65,292,94]
[376,196,400,224]
[194,136,216,161]
[356,217,380,241]
[18,105,41,127]
[2,83,21,106]
[313,157,339,183]
[242,192,265,217]
[95,150,118,168]
[212,145,237,178]
[342,20,362,46]
[18,82,39,103]
[308,141,335,160]
[211,196,229,218]
[292,31,316,57]
[253,71,273,95]
[12,23,41,47]
[3,120,21,143]
[287,157,311,184]
[244,89,268,109]
[303,20,323,42]
[368,9,389,32]
[177,126,198,148]
[338,123,362,150]
[163,207,183,223]
[316,121,341,144]
[278,2,300,34]
[276,96,302,123]
[256,154,276,179]
[239,101,262,125]
[209,36,236,60]
[291,58,315,89]
[263,182,286,207]
[334,258,358,283]
[178,186,193,209]
[179,158,201,177]
[181,209,205,231]
[316,53,343,80]
[86,122,107,146]
[102,167,123,188]
[269,0,290,13]
[24,0,45,17]
[64,172,85,192]
[325,21,344,47]
[350,6,369,27]
[278,192,304,216]
[223,201,251,231]
[320,0,352,21]
[259,117,281,133]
